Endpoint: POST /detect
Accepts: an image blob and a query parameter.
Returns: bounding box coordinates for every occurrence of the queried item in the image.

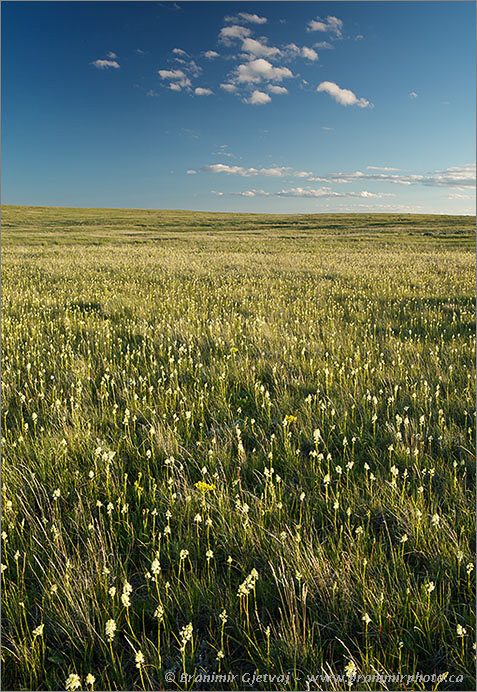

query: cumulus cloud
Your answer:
[367,166,401,171]
[220,83,238,92]
[107,52,118,59]
[245,90,272,105]
[301,46,318,61]
[219,24,252,43]
[225,12,267,24]
[91,59,120,69]
[186,169,197,174]
[194,87,213,96]
[250,187,339,198]
[241,38,281,58]
[281,43,300,58]
[200,159,476,191]
[280,43,318,61]
[204,50,219,59]
[317,81,372,108]
[203,163,288,176]
[277,187,354,198]
[314,41,334,49]
[158,68,185,80]
[172,48,188,56]
[235,58,293,84]
[409,91,418,99]
[235,187,395,199]
[268,85,288,95]
[307,16,343,36]
[201,163,314,177]
[158,69,191,89]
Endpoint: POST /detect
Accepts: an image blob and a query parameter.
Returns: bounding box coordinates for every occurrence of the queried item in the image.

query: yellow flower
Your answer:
[65,674,81,691]
[85,673,96,687]
[194,481,216,493]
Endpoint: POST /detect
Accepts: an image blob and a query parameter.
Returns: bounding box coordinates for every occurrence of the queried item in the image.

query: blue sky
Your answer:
[2,1,476,213]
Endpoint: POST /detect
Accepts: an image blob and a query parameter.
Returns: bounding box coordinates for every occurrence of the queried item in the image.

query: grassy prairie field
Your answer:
[1,205,475,691]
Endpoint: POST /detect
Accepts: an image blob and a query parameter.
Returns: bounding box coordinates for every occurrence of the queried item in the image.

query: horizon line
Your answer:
[2,203,475,218]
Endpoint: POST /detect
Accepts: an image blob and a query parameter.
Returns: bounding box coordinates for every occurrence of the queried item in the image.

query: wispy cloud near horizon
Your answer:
[197,162,476,193]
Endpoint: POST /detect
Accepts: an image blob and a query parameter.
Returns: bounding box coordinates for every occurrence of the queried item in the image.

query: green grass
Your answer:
[1,205,475,691]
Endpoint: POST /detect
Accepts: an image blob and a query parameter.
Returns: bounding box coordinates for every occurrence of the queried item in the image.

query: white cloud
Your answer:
[219,25,252,43]
[318,164,476,189]
[204,164,246,175]
[195,87,213,96]
[367,166,401,171]
[235,58,293,84]
[314,41,334,49]
[246,90,272,105]
[358,191,395,198]
[211,190,224,196]
[204,50,219,59]
[174,58,202,76]
[282,43,300,58]
[409,91,418,99]
[307,16,343,36]
[91,59,120,70]
[235,187,395,199]
[158,69,191,89]
[220,83,237,92]
[317,81,372,108]
[158,68,185,80]
[281,43,319,61]
[307,20,329,32]
[198,161,476,191]
[107,52,118,59]
[268,85,288,95]
[274,187,340,197]
[241,38,281,59]
[225,13,267,25]
[302,46,318,61]
[186,169,197,174]
[202,163,315,177]
[203,163,288,176]
[425,164,476,188]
